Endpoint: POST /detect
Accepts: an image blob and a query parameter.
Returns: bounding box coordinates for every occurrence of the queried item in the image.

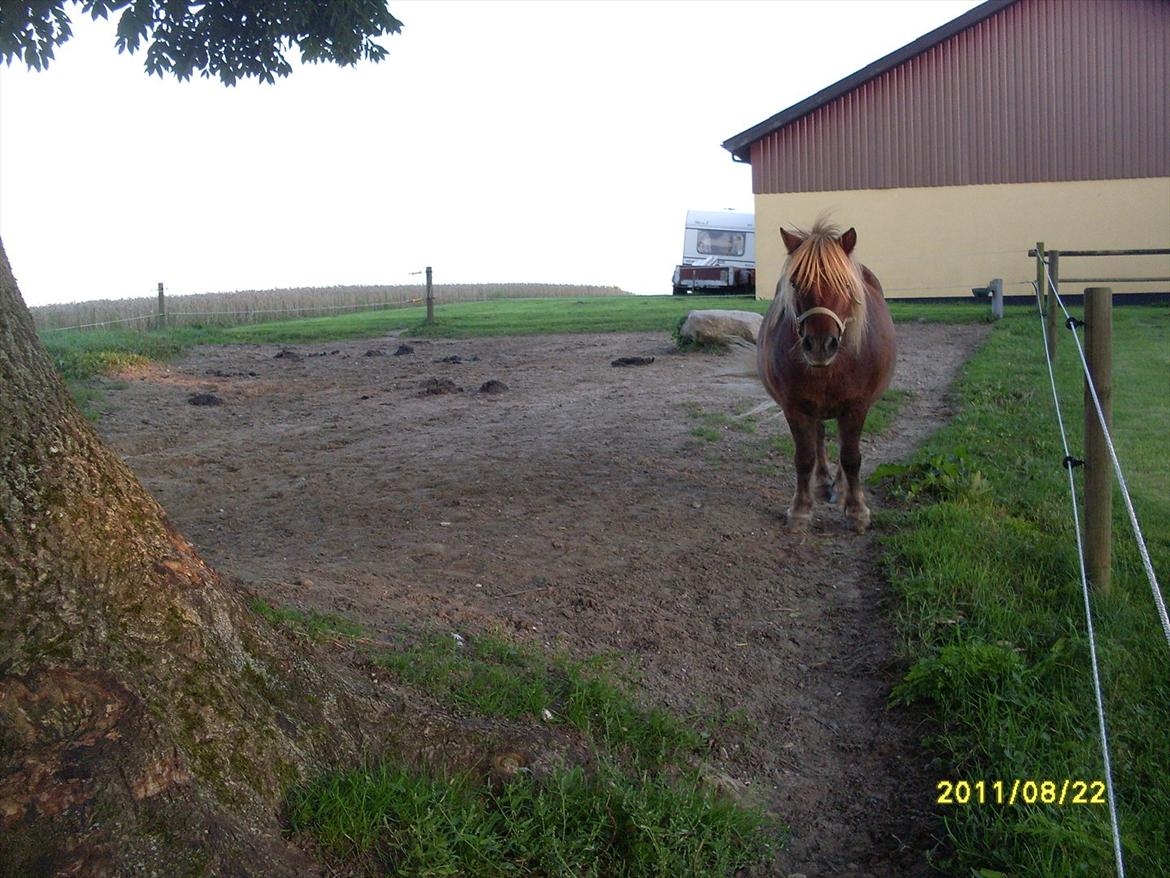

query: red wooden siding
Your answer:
[750,0,1170,194]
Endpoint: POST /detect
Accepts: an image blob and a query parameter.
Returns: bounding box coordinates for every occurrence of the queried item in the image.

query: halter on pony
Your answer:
[794,305,851,338]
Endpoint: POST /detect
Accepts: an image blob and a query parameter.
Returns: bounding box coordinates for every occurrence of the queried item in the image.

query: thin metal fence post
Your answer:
[425,266,434,324]
[1084,286,1113,594]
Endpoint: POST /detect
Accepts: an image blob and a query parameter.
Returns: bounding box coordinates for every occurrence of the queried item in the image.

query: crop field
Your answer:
[29,281,630,332]
[59,297,1168,876]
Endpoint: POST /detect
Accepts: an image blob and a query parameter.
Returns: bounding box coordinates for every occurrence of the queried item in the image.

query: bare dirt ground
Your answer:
[93,322,989,877]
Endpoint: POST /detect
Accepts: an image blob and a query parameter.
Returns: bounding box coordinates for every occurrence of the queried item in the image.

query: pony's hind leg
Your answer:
[831,464,847,508]
[837,411,870,533]
[785,413,818,530]
[815,420,834,502]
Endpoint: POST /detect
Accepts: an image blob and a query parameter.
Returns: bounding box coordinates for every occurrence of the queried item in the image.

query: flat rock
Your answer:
[678,309,763,346]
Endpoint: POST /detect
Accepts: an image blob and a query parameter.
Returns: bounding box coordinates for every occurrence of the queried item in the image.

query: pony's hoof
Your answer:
[846,508,871,534]
[786,508,813,531]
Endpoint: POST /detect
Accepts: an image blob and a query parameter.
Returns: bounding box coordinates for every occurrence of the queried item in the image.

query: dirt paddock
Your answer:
[94,322,989,877]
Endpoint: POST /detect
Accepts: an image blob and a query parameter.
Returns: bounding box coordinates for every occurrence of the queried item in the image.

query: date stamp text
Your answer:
[936,779,1106,806]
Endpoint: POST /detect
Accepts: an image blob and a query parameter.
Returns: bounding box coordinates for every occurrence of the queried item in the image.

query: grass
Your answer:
[249,598,365,641]
[44,329,188,381]
[287,758,773,878]
[69,385,108,422]
[685,403,756,445]
[251,604,777,875]
[41,294,999,381]
[370,629,703,769]
[683,402,759,437]
[871,305,1169,876]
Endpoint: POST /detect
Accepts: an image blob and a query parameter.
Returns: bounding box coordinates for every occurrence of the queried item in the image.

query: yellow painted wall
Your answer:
[753,177,1170,300]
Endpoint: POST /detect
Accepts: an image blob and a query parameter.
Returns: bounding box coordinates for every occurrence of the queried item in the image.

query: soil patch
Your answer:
[418,377,463,396]
[479,380,509,395]
[94,324,989,876]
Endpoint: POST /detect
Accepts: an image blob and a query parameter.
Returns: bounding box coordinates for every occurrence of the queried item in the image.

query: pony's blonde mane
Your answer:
[777,219,869,349]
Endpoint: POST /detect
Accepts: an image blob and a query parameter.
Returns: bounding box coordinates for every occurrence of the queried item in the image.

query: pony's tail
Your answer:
[713,336,760,379]
[712,337,781,418]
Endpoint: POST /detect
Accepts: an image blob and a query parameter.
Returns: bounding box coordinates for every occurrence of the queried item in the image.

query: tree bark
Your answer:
[0,238,386,874]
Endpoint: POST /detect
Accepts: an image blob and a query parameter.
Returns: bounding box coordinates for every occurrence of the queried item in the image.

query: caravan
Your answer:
[671,210,756,295]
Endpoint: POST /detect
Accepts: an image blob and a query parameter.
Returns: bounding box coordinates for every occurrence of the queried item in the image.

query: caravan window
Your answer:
[696,229,746,257]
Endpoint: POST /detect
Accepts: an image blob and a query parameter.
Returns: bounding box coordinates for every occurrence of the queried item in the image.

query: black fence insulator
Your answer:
[1063,455,1085,470]
[1065,316,1085,330]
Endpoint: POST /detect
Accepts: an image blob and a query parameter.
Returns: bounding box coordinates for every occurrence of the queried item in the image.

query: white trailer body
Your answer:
[672,210,756,295]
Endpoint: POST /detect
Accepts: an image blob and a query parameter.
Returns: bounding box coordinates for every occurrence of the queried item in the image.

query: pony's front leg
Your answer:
[837,411,870,533]
[785,413,818,530]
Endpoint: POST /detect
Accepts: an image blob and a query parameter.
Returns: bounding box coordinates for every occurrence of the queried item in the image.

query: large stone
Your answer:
[678,309,763,346]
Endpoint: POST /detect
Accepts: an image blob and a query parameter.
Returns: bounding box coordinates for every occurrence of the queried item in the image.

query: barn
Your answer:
[722,0,1170,301]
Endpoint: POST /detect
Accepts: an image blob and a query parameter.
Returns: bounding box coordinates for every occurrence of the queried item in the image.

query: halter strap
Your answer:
[795,306,850,335]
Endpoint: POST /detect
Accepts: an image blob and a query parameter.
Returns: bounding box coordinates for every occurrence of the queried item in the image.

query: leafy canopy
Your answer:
[0,0,403,85]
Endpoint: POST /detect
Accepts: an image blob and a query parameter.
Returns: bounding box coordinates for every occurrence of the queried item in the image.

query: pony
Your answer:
[756,220,896,533]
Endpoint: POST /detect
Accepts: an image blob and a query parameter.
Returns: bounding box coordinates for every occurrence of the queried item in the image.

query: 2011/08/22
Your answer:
[936,779,1106,806]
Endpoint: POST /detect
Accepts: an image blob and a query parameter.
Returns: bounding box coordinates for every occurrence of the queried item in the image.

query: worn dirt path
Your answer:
[93,322,989,876]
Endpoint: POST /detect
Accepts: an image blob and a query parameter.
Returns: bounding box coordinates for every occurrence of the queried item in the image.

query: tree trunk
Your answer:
[0,238,388,874]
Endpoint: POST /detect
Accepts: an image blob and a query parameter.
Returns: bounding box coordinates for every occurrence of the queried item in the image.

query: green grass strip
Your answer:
[873,306,1169,876]
[372,630,704,769]
[286,758,775,877]
[249,598,365,641]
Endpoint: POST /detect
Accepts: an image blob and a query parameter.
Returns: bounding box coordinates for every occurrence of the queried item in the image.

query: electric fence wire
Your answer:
[1042,264,1170,650]
[37,298,421,333]
[37,287,616,334]
[39,313,156,332]
[1032,280,1126,877]
[167,300,421,318]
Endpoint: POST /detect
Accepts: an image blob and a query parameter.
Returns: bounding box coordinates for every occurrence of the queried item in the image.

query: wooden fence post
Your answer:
[1047,250,1060,361]
[425,266,434,324]
[157,282,166,330]
[1034,242,1048,354]
[1084,286,1113,594]
[990,278,1004,320]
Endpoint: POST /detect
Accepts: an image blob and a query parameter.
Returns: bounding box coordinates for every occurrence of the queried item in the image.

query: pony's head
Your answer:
[777,220,868,368]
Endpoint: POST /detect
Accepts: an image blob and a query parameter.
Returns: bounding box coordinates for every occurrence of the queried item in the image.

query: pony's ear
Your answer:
[780,227,804,255]
[839,227,857,255]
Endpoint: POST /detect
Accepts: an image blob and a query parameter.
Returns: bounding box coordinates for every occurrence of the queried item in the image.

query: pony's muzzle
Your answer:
[799,328,840,367]
[795,306,847,367]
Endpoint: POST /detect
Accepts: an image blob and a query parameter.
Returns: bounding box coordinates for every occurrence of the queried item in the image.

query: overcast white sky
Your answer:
[0,0,981,306]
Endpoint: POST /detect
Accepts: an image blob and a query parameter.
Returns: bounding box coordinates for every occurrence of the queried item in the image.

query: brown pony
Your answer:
[757,221,896,532]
